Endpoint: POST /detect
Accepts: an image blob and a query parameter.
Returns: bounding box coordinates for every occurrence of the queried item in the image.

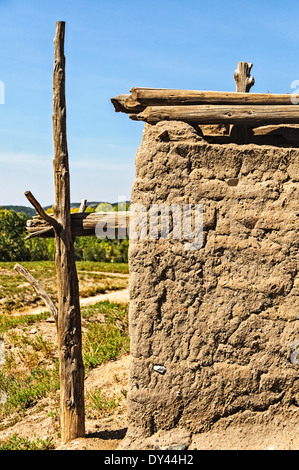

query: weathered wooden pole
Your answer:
[52,21,85,443]
[230,61,255,142]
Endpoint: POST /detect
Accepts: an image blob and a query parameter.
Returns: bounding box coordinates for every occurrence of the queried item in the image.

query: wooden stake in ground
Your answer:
[52,21,85,443]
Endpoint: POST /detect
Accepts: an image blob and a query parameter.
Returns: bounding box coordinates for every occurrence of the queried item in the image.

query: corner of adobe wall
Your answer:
[123,120,299,449]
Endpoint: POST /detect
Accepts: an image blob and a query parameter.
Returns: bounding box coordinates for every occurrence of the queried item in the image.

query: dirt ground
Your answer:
[1,347,298,450]
[0,287,298,451]
[0,352,130,451]
[0,284,131,450]
[0,345,298,450]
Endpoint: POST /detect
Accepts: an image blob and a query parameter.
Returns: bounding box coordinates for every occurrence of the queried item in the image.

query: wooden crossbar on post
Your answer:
[26,211,131,239]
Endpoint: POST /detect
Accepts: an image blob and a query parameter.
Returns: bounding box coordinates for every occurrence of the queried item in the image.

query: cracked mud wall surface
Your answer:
[125,121,299,444]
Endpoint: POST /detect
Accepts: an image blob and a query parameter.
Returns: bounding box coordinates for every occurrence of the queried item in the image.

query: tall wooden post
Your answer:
[52,21,85,444]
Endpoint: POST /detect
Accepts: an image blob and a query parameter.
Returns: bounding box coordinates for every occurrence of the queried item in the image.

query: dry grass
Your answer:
[0,299,129,442]
[0,261,130,449]
[0,261,128,314]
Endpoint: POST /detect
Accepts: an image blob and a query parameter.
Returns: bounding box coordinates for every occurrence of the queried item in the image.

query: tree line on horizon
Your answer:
[0,206,129,263]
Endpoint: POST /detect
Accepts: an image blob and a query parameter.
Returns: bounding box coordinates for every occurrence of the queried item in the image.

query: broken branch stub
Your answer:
[24,191,61,232]
[234,62,255,93]
[78,199,87,213]
[231,61,255,142]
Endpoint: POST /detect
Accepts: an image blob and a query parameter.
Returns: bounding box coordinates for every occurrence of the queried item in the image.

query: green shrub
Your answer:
[0,208,30,261]
[0,364,60,413]
[0,207,129,263]
[0,433,55,450]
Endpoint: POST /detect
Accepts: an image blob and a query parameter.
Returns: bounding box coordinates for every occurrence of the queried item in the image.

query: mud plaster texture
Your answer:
[121,121,299,450]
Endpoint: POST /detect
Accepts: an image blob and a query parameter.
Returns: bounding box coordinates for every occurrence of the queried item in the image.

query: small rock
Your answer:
[45,316,56,323]
[165,444,188,450]
[0,391,7,404]
[153,365,166,375]
[226,178,239,187]
[0,340,4,366]
[30,327,37,334]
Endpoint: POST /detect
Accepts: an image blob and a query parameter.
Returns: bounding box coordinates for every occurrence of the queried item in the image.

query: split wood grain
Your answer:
[133,104,299,125]
[129,88,298,105]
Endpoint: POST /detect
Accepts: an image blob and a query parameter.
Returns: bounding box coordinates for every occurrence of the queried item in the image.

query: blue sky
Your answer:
[0,0,299,205]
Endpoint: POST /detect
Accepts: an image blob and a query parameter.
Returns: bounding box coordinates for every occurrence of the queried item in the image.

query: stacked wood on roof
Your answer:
[111,62,299,126]
[112,88,299,125]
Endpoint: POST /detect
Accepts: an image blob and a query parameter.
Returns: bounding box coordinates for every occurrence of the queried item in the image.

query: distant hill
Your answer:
[0,205,37,218]
[1,201,130,218]
[43,201,130,211]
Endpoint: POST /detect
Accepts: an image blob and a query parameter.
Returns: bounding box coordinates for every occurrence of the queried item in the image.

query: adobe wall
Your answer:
[122,121,299,449]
